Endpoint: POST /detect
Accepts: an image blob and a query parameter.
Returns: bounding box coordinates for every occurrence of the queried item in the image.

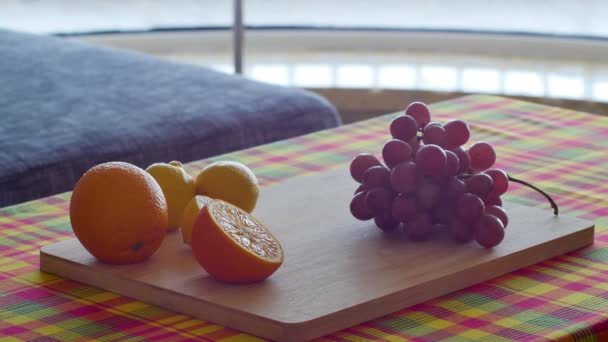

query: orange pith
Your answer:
[211,201,282,262]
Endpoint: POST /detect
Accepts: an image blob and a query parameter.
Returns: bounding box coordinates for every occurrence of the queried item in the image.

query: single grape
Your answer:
[422,123,447,147]
[485,169,509,197]
[451,146,470,174]
[390,161,418,194]
[350,192,374,221]
[444,120,470,148]
[415,144,447,177]
[445,177,466,199]
[485,205,509,228]
[382,139,413,169]
[350,153,381,183]
[433,223,448,231]
[468,142,496,172]
[474,214,505,248]
[432,199,454,225]
[443,150,460,177]
[465,173,494,199]
[391,194,417,222]
[390,115,418,142]
[416,179,441,209]
[484,195,503,207]
[456,193,485,223]
[363,166,391,189]
[450,219,474,242]
[365,187,393,215]
[405,212,433,241]
[405,102,431,128]
[374,210,400,232]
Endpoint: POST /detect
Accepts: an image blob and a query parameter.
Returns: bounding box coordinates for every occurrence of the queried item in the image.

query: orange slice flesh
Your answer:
[212,201,283,262]
[191,199,284,283]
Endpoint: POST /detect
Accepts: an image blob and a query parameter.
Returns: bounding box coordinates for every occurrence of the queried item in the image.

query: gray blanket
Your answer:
[0,29,340,207]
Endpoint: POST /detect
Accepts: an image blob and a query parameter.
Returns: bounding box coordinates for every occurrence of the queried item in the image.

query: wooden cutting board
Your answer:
[40,168,594,342]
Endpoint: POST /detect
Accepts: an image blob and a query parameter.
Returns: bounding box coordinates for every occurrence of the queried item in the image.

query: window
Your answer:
[3,1,606,102]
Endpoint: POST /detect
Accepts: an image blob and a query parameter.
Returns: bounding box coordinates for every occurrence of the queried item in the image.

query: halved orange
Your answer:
[191,199,284,283]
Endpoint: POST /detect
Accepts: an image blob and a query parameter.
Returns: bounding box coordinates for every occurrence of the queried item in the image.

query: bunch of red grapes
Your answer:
[349,102,509,248]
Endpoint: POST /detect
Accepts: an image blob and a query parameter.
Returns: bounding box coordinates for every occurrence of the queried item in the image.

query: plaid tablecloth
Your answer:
[1,95,607,342]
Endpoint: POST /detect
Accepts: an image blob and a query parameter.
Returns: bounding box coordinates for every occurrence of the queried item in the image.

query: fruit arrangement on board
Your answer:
[68,101,557,285]
[69,160,283,284]
[349,102,558,248]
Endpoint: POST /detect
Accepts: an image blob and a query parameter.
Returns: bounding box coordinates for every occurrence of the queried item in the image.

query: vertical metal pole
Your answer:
[233,0,244,74]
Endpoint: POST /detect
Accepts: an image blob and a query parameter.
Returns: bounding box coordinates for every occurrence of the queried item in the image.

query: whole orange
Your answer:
[69,162,168,264]
[191,199,284,283]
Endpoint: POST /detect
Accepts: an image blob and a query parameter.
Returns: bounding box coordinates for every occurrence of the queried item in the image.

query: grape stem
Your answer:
[506,174,559,216]
[458,173,559,216]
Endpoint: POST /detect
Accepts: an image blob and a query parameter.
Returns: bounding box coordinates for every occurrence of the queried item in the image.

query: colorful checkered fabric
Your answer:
[1,95,607,341]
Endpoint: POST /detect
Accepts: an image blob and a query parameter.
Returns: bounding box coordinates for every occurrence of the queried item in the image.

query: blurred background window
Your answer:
[3,0,607,37]
[3,0,607,119]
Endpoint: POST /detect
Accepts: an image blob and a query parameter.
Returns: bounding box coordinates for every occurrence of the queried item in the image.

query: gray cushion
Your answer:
[0,29,340,207]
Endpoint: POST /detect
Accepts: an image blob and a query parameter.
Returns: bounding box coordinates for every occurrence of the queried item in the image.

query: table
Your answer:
[1,95,607,341]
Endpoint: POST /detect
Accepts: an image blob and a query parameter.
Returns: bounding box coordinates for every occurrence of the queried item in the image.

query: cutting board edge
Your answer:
[39,221,595,342]
[39,244,290,342]
[266,222,596,341]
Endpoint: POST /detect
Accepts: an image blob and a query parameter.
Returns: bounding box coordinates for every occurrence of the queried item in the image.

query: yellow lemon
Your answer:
[180,195,210,245]
[146,161,196,231]
[195,161,259,213]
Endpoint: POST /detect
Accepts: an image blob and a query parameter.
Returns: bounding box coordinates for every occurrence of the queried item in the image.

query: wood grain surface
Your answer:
[40,168,595,342]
